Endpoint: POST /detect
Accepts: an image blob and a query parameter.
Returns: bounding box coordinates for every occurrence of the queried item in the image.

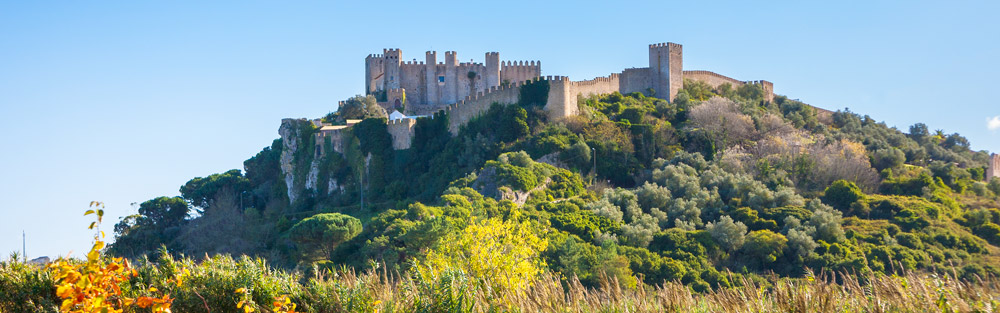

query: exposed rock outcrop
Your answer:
[279,118,308,203]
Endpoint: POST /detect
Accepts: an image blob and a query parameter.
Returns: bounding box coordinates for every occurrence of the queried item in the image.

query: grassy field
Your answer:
[3,253,999,313]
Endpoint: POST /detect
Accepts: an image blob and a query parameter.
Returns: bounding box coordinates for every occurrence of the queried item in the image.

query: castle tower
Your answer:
[425,51,438,106]
[364,54,385,94]
[988,153,1000,182]
[383,49,402,89]
[484,52,500,89]
[760,80,775,103]
[444,51,458,104]
[649,43,682,102]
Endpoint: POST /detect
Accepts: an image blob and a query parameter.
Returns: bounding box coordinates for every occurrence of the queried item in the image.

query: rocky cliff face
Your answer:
[279,118,306,203]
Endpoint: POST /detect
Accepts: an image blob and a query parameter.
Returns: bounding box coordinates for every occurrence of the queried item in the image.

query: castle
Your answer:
[303,42,777,155]
[365,43,773,118]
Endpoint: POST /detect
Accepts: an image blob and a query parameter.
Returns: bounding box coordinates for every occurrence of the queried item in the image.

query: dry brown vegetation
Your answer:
[300,267,1000,313]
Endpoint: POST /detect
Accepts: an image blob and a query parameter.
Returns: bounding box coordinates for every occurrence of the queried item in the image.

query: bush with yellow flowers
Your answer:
[48,202,174,313]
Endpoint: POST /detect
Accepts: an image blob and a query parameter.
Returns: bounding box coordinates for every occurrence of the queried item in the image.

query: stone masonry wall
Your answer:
[440,82,521,134]
[501,61,542,86]
[988,153,1000,182]
[683,70,745,89]
[683,70,775,103]
[386,118,417,150]
[570,74,621,100]
[545,76,573,121]
[620,67,652,95]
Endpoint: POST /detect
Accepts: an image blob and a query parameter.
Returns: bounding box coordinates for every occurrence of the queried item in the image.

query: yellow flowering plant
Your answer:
[48,201,175,313]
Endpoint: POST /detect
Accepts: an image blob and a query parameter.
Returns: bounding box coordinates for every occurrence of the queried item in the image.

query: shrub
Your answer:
[822,180,864,212]
[706,216,748,251]
[416,218,547,295]
[742,230,788,264]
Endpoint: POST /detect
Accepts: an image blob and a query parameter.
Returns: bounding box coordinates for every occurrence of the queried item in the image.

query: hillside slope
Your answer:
[109,78,1000,291]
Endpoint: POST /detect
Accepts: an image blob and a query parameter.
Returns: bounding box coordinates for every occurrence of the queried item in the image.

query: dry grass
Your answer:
[305,267,1000,313]
[6,253,1000,312]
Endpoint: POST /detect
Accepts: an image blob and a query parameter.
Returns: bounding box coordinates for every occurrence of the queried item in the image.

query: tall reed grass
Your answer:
[3,253,998,312]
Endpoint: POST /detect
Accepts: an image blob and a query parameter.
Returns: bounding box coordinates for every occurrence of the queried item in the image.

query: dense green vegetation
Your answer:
[99,80,1000,299]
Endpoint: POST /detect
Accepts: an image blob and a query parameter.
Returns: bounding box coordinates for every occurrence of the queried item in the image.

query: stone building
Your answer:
[365,43,773,117]
[298,42,777,157]
[365,49,540,115]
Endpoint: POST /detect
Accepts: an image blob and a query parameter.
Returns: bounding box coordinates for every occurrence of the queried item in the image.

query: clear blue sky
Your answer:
[1,1,998,258]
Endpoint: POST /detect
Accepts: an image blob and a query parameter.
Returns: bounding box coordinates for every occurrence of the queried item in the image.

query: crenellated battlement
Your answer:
[502,60,541,67]
[356,42,781,148]
[683,71,774,102]
[572,74,619,86]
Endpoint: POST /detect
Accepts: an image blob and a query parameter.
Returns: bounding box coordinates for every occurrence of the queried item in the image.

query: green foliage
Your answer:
[289,213,362,261]
[518,79,550,108]
[326,94,386,122]
[180,169,250,211]
[544,233,636,288]
[742,230,788,264]
[416,217,548,295]
[706,216,747,251]
[808,200,845,243]
[107,71,1000,297]
[110,196,189,258]
[822,180,865,212]
[0,256,58,312]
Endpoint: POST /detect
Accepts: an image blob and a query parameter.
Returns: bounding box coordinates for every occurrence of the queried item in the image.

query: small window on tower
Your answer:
[438,76,445,83]
[390,75,394,81]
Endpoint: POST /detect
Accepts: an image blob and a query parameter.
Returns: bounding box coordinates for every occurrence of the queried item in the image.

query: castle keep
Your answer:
[298,42,776,156]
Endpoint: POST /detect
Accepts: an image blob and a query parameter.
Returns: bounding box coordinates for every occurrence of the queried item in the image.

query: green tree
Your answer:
[872,148,905,171]
[822,180,864,212]
[289,213,362,262]
[110,196,190,257]
[560,140,592,172]
[808,200,845,243]
[138,196,189,228]
[416,217,548,294]
[706,216,747,251]
[742,230,788,264]
[328,94,386,122]
[179,169,250,212]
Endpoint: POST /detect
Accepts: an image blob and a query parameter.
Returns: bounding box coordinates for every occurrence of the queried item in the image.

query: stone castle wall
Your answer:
[683,70,745,89]
[441,82,522,134]
[367,49,540,114]
[387,118,417,150]
[501,61,541,86]
[546,76,573,121]
[988,153,1000,182]
[683,70,775,102]
[619,68,652,95]
[351,42,783,151]
[571,73,621,100]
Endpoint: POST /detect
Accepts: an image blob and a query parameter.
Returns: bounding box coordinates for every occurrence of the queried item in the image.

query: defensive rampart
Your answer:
[386,118,417,150]
[683,70,775,102]
[439,81,522,134]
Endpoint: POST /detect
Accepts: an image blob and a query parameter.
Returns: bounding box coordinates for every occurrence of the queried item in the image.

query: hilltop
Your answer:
[107,42,1000,293]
